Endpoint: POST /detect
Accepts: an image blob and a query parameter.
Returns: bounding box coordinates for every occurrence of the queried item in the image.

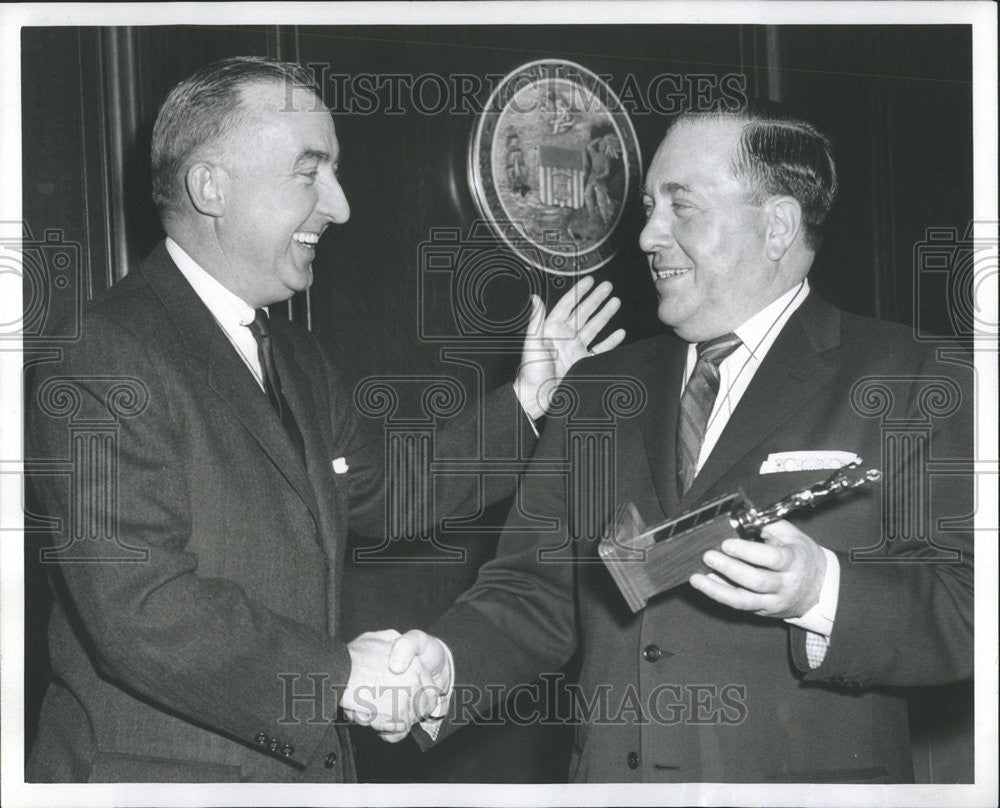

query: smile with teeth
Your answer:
[293,232,320,248]
[653,267,692,279]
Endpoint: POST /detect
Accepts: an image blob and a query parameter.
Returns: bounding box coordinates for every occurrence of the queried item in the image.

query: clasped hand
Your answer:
[341,629,449,742]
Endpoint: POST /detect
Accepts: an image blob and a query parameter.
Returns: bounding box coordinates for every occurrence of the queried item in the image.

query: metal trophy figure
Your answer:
[599,462,882,613]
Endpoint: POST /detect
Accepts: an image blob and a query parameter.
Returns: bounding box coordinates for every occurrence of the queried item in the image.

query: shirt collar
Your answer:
[733,279,810,360]
[165,237,259,329]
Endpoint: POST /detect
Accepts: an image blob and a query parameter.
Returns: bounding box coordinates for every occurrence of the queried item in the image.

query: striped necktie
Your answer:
[248,309,306,465]
[676,333,742,496]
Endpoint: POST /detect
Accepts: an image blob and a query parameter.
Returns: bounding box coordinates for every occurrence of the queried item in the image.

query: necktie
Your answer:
[248,309,306,464]
[676,332,742,496]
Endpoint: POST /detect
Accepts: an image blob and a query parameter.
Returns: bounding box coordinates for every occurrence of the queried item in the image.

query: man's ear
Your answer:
[185,162,226,218]
[763,195,802,261]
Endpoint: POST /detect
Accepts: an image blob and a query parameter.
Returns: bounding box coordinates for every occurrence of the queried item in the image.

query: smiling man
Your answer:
[392,104,973,783]
[155,79,350,306]
[25,57,623,783]
[641,115,820,343]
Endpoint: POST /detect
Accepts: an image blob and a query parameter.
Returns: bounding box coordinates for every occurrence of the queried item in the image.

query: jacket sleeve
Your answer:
[411,399,584,746]
[793,348,975,687]
[326,346,540,538]
[27,313,348,769]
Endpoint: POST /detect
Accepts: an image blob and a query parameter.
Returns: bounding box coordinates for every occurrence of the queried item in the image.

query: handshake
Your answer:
[340,629,451,743]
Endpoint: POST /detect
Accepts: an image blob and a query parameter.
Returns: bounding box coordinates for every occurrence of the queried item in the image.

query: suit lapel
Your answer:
[683,293,842,505]
[270,317,344,541]
[138,244,321,527]
[637,335,689,518]
[272,324,350,569]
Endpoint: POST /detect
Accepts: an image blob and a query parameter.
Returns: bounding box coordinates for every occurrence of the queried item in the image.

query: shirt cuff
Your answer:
[513,383,540,437]
[417,640,455,741]
[785,547,840,637]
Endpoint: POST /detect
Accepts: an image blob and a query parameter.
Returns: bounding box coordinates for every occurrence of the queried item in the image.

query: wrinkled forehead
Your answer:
[645,118,745,193]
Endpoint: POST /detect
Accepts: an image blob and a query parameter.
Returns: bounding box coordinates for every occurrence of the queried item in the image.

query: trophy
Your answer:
[598,462,882,612]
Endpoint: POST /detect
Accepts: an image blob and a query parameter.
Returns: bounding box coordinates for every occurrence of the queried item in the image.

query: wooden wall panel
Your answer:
[778,25,973,335]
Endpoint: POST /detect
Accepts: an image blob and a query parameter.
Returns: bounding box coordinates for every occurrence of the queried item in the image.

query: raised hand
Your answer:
[689,520,828,619]
[514,275,626,420]
[341,629,442,734]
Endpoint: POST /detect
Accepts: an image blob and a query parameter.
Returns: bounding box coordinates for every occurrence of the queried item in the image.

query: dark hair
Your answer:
[151,56,320,218]
[671,102,838,251]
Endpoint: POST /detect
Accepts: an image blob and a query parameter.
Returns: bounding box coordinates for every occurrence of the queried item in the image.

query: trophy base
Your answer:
[600,463,881,612]
[599,491,752,612]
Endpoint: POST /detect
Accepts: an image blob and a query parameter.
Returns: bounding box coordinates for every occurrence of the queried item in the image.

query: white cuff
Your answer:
[785,547,840,637]
[512,382,541,437]
[417,640,455,741]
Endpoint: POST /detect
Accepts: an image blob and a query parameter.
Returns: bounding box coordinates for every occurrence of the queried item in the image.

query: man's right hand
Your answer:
[379,630,453,743]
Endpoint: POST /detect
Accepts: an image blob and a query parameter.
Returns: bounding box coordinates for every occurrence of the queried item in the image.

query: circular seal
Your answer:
[469,59,641,276]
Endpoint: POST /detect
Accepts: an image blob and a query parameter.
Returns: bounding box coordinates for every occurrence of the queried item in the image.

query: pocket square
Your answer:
[332,457,349,474]
[759,450,861,474]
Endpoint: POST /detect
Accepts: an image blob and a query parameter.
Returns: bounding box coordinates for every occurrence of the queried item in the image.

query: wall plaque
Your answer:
[469,59,642,276]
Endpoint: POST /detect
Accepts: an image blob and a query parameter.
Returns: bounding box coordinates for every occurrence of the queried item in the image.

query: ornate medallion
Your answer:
[469,59,642,276]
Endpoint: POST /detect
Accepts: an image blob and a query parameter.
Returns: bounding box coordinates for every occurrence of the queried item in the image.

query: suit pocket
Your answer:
[87,751,242,783]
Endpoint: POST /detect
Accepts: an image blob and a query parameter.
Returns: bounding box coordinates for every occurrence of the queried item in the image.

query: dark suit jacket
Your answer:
[425,293,974,783]
[25,242,534,782]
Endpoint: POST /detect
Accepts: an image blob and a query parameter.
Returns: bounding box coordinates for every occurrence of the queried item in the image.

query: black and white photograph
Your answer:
[1,3,996,807]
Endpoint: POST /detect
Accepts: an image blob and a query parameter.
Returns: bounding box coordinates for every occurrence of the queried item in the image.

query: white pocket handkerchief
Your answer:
[332,457,349,474]
[759,450,861,474]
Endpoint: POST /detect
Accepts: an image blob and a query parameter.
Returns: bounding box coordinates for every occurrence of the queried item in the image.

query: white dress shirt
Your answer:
[165,237,266,391]
[687,281,807,470]
[682,280,838,663]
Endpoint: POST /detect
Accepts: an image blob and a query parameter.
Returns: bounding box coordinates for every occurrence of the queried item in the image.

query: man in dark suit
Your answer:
[384,104,974,782]
[25,56,623,782]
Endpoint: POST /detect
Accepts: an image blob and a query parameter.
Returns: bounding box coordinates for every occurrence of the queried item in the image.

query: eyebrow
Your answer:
[643,181,692,196]
[293,150,332,168]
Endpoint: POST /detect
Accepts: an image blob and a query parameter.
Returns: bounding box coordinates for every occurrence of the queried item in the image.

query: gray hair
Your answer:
[151,56,320,218]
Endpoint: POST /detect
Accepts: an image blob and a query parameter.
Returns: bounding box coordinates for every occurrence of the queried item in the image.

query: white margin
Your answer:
[1,3,997,808]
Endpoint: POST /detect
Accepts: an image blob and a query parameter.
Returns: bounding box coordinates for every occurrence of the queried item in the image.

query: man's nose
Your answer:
[639,207,671,254]
[318,172,350,224]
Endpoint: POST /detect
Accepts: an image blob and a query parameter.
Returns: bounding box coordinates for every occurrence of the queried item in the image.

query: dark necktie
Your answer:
[676,332,742,496]
[248,309,306,464]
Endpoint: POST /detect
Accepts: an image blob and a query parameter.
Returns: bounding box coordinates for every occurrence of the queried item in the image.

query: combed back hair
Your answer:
[671,102,838,251]
[151,56,320,218]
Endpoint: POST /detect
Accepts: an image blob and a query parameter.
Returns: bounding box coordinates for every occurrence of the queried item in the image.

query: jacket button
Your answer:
[627,751,640,770]
[255,732,268,745]
[643,644,661,662]
[324,752,337,769]
[268,738,279,752]
[281,744,294,757]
